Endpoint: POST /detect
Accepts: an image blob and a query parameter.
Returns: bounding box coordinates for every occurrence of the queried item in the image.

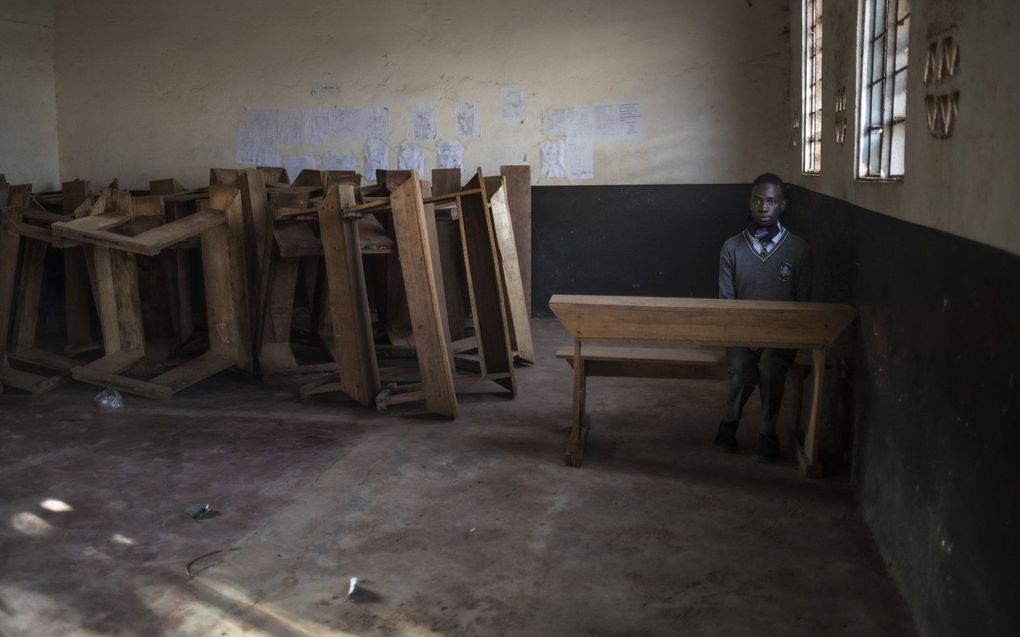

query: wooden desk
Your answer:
[549,295,857,477]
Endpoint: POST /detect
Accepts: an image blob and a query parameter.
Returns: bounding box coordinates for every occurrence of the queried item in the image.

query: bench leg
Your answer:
[797,347,826,478]
[565,339,589,467]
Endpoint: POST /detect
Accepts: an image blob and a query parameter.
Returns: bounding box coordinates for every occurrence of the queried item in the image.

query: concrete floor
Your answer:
[0,319,915,636]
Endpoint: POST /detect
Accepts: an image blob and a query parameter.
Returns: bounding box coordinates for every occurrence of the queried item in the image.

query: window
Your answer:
[858,0,911,179]
[802,0,823,174]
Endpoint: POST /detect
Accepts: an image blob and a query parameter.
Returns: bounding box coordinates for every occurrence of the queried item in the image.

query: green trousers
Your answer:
[724,347,796,433]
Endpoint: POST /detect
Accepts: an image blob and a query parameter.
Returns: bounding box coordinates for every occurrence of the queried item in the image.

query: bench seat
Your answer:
[555,343,810,381]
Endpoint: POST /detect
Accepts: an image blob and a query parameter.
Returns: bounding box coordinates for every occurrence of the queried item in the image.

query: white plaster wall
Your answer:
[786,0,1020,257]
[53,0,791,189]
[0,0,59,190]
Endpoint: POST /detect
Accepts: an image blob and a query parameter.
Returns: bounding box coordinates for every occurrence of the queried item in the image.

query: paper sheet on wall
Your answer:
[245,107,280,165]
[540,141,566,179]
[330,107,361,135]
[302,108,332,145]
[398,144,426,176]
[236,127,258,164]
[617,102,644,136]
[545,102,645,139]
[566,138,594,180]
[437,141,462,169]
[277,109,304,145]
[366,107,389,139]
[565,106,594,138]
[281,155,317,179]
[364,140,389,178]
[411,104,437,141]
[501,87,526,123]
[543,108,566,136]
[455,101,480,137]
[323,153,358,172]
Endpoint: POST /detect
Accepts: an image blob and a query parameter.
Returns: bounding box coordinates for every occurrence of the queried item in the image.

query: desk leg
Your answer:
[565,338,589,467]
[797,347,826,478]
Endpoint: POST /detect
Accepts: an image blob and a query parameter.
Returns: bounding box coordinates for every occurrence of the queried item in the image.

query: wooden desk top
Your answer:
[548,294,857,349]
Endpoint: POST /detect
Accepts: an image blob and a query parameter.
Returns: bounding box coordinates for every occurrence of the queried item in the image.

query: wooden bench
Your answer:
[549,295,857,477]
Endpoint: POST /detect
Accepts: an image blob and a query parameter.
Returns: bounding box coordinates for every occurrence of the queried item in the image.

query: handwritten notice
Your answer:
[302,108,332,145]
[617,102,644,136]
[544,108,566,136]
[540,141,566,179]
[398,144,426,176]
[245,107,280,165]
[330,107,361,135]
[455,101,480,137]
[501,86,526,123]
[366,107,389,139]
[411,104,437,141]
[566,138,594,179]
[364,140,389,177]
[437,141,463,169]
[236,127,258,164]
[277,109,304,145]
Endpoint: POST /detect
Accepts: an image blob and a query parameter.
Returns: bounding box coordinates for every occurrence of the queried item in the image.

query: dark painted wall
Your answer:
[531,182,1020,636]
[531,185,752,315]
[785,186,1020,637]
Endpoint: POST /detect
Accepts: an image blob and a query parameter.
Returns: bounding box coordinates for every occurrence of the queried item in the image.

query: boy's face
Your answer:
[748,182,786,227]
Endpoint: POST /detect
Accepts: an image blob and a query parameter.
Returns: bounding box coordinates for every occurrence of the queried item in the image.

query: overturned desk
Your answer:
[549,295,857,477]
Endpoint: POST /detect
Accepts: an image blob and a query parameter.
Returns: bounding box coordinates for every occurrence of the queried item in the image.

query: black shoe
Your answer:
[755,432,780,461]
[714,420,739,453]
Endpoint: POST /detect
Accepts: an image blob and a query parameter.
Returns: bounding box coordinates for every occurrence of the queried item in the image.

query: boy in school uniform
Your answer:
[714,173,811,461]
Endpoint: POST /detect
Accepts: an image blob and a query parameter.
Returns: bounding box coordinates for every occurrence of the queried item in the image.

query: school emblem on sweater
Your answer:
[778,261,793,282]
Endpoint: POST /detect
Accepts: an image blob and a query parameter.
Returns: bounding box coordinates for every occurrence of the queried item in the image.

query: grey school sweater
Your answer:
[718,229,811,301]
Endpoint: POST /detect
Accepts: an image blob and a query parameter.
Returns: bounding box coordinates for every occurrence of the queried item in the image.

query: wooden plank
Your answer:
[72,365,174,400]
[450,336,477,354]
[458,171,515,394]
[548,295,857,348]
[0,215,21,361]
[486,181,534,363]
[202,186,251,371]
[375,372,513,409]
[52,210,224,256]
[238,169,269,350]
[388,173,458,416]
[149,351,234,393]
[0,366,65,394]
[261,256,300,350]
[554,343,728,364]
[357,215,394,253]
[419,180,453,357]
[11,238,47,352]
[78,350,145,375]
[566,339,588,467]
[500,165,531,315]
[275,222,323,258]
[432,168,467,341]
[800,347,827,476]
[553,344,811,382]
[9,347,79,372]
[318,183,380,405]
[91,240,145,359]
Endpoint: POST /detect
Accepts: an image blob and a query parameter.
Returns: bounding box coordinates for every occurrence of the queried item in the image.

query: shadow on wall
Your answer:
[785,185,1020,637]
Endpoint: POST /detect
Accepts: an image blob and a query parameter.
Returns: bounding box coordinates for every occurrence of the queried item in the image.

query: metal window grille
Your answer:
[803,0,823,174]
[858,0,910,179]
